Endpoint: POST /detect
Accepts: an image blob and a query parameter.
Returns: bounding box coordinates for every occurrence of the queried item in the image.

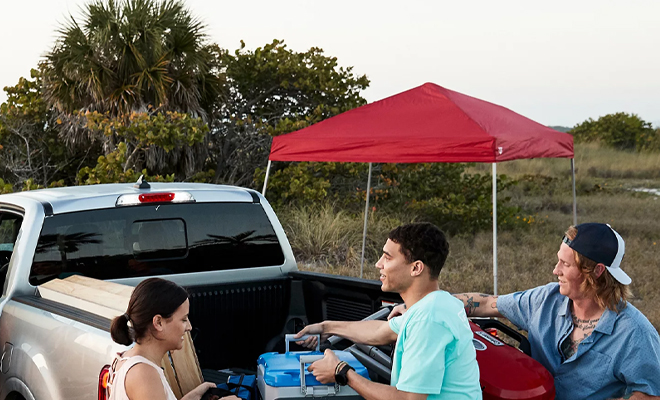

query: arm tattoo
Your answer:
[465,296,480,316]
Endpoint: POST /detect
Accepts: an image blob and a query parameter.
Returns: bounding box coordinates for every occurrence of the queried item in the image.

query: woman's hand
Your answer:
[182,381,218,400]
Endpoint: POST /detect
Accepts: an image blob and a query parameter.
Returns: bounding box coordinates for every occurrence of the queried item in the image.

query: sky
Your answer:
[1,0,659,128]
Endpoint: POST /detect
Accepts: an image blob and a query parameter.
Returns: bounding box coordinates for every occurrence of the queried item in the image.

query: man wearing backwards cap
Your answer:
[389,223,660,399]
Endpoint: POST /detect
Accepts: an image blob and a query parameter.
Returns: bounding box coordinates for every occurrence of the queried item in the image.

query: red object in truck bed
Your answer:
[470,323,555,400]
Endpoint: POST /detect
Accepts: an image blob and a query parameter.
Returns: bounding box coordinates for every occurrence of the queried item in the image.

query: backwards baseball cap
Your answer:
[561,223,631,285]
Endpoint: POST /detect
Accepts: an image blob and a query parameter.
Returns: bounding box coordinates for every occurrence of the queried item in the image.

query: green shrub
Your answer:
[257,162,368,209]
[265,162,524,236]
[375,163,520,235]
[570,112,657,152]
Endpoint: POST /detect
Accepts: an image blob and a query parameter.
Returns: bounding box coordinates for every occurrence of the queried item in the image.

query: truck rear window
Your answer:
[30,202,285,285]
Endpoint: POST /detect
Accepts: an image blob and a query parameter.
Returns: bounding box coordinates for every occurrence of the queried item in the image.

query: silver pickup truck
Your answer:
[0,181,402,400]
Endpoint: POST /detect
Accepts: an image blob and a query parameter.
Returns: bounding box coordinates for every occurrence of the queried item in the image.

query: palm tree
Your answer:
[43,0,222,118]
[41,0,223,175]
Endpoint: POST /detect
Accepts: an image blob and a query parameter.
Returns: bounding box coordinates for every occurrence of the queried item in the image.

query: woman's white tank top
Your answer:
[108,354,177,400]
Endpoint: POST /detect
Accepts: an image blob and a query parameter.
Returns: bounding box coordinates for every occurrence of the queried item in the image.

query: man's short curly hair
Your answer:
[388,222,449,279]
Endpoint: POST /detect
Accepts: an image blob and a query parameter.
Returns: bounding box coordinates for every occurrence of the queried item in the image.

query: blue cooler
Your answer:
[257,335,369,400]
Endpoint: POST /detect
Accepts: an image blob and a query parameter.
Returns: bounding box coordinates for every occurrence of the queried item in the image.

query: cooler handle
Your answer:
[299,354,339,397]
[285,334,320,353]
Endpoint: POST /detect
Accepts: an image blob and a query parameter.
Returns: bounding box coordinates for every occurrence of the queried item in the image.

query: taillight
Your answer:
[485,328,499,338]
[116,191,195,206]
[139,192,175,203]
[99,365,111,400]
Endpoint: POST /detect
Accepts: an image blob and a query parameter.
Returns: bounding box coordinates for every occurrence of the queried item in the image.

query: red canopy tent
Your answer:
[264,83,575,293]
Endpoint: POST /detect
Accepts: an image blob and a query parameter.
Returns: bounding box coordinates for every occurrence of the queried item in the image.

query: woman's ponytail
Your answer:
[110,313,133,346]
[111,278,188,345]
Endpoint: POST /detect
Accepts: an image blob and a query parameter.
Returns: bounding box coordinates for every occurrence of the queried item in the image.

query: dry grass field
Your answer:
[277,143,660,331]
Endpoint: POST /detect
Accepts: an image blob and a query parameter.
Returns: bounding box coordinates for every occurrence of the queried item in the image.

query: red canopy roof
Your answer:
[269,83,573,163]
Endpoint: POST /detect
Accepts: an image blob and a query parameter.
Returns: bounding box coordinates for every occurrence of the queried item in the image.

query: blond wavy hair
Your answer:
[565,226,631,312]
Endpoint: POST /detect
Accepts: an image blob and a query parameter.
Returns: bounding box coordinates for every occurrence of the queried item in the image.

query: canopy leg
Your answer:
[360,163,373,279]
[493,163,498,296]
[262,160,272,197]
[571,158,577,226]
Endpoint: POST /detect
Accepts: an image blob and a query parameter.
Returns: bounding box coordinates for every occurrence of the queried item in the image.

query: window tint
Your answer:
[132,219,187,260]
[30,203,284,285]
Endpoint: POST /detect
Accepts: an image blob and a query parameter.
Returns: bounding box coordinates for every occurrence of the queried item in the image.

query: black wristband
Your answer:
[335,361,347,375]
[335,362,355,386]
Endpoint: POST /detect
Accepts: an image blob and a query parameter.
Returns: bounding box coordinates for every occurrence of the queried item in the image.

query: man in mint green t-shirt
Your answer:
[296,223,481,400]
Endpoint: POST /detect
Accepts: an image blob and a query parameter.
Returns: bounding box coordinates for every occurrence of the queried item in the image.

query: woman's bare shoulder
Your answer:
[125,362,166,400]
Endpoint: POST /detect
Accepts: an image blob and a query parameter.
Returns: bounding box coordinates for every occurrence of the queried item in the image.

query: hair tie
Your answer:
[123,313,130,322]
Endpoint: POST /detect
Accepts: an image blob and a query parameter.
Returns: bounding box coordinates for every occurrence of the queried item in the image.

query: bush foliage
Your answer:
[570,112,660,152]
[260,162,523,236]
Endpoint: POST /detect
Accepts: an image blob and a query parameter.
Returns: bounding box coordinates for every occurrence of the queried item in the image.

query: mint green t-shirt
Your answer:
[388,291,481,399]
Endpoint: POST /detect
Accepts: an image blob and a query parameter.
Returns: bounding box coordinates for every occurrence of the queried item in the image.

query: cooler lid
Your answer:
[257,350,370,387]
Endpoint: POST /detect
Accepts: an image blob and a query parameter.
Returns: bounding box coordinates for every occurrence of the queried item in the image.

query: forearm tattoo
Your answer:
[455,294,498,316]
[465,296,480,316]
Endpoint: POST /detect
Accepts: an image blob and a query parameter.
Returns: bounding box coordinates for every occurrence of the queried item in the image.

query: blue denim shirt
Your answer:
[498,283,660,400]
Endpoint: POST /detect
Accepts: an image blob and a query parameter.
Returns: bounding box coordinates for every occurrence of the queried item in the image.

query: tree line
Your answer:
[1,0,658,235]
[0,0,369,191]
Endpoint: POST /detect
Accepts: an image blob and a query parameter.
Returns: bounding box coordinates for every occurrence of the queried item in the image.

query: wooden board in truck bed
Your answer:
[39,275,203,399]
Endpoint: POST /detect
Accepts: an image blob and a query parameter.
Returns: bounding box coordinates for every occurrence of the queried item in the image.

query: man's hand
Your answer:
[387,304,407,320]
[305,349,430,400]
[296,320,397,347]
[294,322,329,349]
[308,349,340,384]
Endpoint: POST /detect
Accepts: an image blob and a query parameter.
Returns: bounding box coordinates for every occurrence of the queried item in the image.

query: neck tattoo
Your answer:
[572,315,600,331]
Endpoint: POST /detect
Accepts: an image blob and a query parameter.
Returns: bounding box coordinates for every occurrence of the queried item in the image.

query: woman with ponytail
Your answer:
[107,278,232,400]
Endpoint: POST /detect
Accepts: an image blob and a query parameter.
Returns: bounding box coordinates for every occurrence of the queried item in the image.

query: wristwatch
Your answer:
[335,361,355,386]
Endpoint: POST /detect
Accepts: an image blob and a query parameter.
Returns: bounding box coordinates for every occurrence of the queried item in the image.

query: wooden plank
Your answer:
[38,279,125,319]
[170,332,203,394]
[39,277,203,397]
[65,275,134,298]
[162,352,184,399]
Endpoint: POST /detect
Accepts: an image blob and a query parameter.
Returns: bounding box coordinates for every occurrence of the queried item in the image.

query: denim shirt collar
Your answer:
[558,295,571,317]
[557,295,617,335]
[595,307,617,335]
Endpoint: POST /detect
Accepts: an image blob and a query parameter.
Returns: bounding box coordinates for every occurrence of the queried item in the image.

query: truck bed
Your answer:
[0,270,397,400]
[186,270,400,371]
